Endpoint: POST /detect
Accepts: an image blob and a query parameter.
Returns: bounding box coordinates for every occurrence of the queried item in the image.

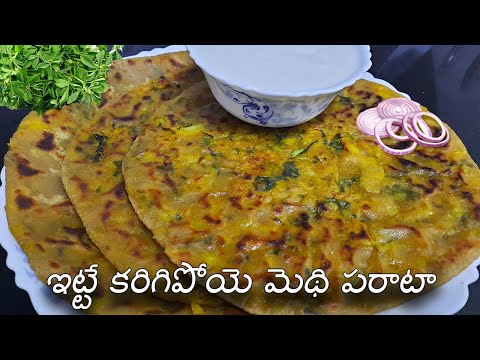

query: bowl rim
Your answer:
[186,45,372,98]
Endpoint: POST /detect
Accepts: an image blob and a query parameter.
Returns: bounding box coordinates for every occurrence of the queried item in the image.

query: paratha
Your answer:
[123,80,480,314]
[102,52,199,103]
[4,53,239,314]
[4,106,194,314]
[61,51,225,306]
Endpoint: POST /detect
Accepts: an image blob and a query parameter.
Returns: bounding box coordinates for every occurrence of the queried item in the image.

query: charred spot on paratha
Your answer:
[15,156,42,177]
[169,58,185,68]
[36,132,55,151]
[44,237,76,246]
[15,193,35,209]
[69,175,89,193]
[109,182,126,200]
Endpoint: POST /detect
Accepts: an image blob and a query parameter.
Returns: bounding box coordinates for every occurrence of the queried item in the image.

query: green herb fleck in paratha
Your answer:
[281,161,300,179]
[386,184,421,201]
[291,141,318,158]
[92,134,108,163]
[338,96,353,106]
[324,198,352,210]
[274,130,289,144]
[202,133,214,146]
[339,177,360,192]
[254,176,277,191]
[157,162,174,173]
[254,161,300,192]
[324,134,344,151]
[113,160,123,176]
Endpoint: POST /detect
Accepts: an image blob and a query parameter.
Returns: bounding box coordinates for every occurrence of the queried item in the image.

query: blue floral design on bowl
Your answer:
[187,45,372,128]
[205,73,339,127]
[222,84,273,125]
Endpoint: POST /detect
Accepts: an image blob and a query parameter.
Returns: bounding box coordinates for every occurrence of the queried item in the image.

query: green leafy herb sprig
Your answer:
[0,45,123,115]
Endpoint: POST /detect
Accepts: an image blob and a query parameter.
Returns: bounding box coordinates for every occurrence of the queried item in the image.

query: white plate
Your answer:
[1,46,479,315]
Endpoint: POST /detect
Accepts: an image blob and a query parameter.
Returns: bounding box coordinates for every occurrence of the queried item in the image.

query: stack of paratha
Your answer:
[5,50,480,314]
[5,51,240,314]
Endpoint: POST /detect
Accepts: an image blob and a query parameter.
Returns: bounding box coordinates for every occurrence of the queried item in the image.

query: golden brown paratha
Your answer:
[102,52,200,104]
[4,53,243,314]
[123,79,480,314]
[61,51,229,306]
[4,105,195,314]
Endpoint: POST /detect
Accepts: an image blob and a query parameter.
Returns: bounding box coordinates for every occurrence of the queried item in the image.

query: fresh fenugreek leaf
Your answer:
[55,79,69,88]
[67,91,80,105]
[0,45,123,115]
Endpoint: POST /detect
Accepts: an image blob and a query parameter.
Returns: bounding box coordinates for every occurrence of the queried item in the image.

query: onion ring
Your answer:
[403,113,449,147]
[357,108,399,138]
[389,112,432,141]
[377,98,421,119]
[385,118,407,141]
[411,111,448,143]
[374,119,417,156]
[356,100,450,155]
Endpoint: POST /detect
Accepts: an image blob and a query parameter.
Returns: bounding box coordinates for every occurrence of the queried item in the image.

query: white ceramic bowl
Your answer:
[186,45,372,128]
